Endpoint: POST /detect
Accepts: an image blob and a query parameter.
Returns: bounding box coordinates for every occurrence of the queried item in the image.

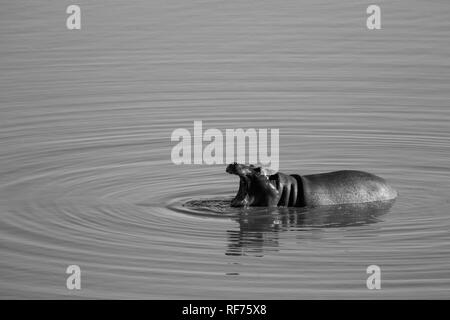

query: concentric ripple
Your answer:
[1,0,450,299]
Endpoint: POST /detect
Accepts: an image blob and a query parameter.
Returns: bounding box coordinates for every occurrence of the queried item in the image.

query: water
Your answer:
[1,0,449,299]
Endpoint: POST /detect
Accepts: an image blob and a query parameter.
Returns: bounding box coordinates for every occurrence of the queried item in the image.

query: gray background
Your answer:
[1,0,449,298]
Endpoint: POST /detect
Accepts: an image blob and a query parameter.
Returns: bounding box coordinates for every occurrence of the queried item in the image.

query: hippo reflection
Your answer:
[226,200,395,256]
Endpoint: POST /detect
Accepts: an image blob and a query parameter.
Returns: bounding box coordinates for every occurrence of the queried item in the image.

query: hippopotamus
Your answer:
[226,163,398,207]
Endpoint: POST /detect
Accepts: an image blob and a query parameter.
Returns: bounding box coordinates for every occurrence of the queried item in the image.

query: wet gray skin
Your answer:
[226,163,398,208]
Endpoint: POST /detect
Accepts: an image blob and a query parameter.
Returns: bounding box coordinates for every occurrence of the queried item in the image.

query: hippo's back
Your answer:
[300,170,398,206]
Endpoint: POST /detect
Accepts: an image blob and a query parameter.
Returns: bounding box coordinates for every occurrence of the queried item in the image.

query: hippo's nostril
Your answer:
[226,163,237,173]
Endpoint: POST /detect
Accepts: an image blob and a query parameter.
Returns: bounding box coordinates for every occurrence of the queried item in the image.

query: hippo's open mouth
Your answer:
[226,163,253,206]
[235,176,249,196]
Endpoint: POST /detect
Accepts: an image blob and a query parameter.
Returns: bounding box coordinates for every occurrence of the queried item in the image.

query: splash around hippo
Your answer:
[226,163,398,207]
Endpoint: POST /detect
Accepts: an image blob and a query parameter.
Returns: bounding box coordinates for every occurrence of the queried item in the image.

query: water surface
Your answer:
[1,0,450,299]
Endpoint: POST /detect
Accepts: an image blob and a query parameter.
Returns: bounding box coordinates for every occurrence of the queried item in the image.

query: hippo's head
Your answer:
[226,162,260,177]
[226,163,280,207]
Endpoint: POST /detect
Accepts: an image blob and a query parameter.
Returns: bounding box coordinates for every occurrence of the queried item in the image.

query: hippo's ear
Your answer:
[252,166,266,176]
